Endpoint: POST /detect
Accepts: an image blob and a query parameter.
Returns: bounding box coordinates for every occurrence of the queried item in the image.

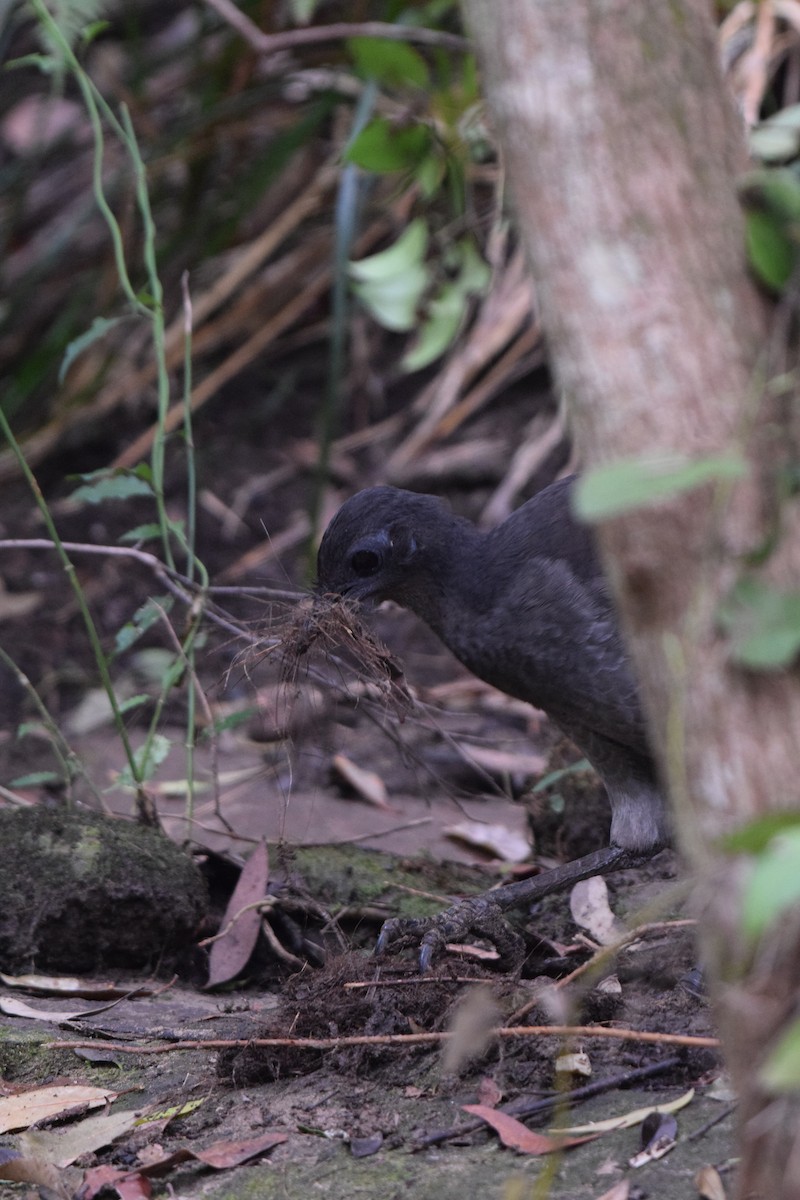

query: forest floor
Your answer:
[0,374,734,1199]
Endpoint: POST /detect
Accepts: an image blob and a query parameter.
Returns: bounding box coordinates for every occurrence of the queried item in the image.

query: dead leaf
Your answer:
[80,1164,151,1200]
[19,1107,145,1168]
[0,994,132,1023]
[0,1085,118,1134]
[476,1076,503,1107]
[695,1164,727,1200]
[555,1052,592,1078]
[444,820,531,862]
[550,1088,695,1136]
[206,841,269,988]
[137,1129,288,1174]
[451,742,547,779]
[570,877,625,945]
[0,586,41,622]
[462,1105,596,1154]
[0,1149,71,1199]
[595,1183,630,1200]
[331,754,391,809]
[0,972,147,999]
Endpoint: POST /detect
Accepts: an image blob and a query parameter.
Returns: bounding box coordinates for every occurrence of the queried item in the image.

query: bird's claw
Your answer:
[375,896,526,972]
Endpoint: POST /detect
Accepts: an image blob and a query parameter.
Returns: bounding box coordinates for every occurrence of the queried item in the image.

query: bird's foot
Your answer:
[375,845,653,972]
[376,896,526,972]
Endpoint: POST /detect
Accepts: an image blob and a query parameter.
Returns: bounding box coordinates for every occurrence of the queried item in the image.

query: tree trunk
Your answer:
[460,0,800,1194]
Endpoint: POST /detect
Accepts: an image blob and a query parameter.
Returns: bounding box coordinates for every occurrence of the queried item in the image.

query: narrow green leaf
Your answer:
[59,317,125,385]
[10,771,62,788]
[118,523,167,544]
[117,694,150,714]
[574,454,747,521]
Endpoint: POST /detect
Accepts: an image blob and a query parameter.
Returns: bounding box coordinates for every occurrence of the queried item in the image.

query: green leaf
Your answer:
[287,0,319,19]
[745,210,796,290]
[574,454,747,521]
[415,151,445,198]
[345,117,431,173]
[402,280,466,371]
[116,733,172,788]
[350,218,428,281]
[81,20,111,46]
[531,760,591,794]
[117,694,151,714]
[70,470,153,506]
[114,596,172,656]
[202,707,260,738]
[17,721,48,740]
[741,168,800,223]
[348,38,430,89]
[761,1016,800,1092]
[402,237,490,370]
[742,827,800,937]
[10,771,62,788]
[723,811,800,854]
[719,577,800,669]
[118,523,167,544]
[59,317,125,385]
[750,124,800,164]
[350,219,430,331]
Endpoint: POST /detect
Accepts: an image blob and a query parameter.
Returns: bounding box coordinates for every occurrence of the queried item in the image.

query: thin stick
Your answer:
[203,0,469,54]
[48,1022,719,1055]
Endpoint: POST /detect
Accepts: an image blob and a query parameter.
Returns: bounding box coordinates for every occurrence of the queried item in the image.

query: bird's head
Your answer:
[316,486,443,606]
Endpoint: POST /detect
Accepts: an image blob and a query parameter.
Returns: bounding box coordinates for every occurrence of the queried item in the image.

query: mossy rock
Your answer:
[0,807,207,972]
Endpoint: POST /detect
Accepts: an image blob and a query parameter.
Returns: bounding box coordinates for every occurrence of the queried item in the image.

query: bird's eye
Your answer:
[350,548,382,577]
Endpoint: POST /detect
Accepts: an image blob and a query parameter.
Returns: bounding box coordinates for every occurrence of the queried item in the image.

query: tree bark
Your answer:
[460,0,800,1194]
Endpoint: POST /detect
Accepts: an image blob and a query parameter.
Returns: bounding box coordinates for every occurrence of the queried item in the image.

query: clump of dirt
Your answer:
[0,806,207,972]
[217,950,506,1086]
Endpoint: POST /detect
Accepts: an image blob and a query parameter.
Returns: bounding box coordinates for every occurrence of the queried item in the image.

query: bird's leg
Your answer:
[376,845,655,972]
